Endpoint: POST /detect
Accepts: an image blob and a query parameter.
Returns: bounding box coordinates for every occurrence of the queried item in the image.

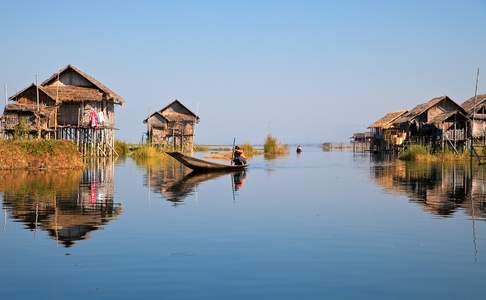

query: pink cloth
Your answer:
[90,182,97,204]
[90,110,98,128]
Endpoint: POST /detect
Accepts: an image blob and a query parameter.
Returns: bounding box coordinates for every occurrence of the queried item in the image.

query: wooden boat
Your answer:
[166,152,247,172]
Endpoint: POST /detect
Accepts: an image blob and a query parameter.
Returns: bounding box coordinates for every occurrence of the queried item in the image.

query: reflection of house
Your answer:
[143,100,199,152]
[0,163,121,247]
[393,96,469,151]
[2,65,124,156]
[368,110,408,152]
[140,158,191,205]
[369,159,486,218]
[461,94,486,140]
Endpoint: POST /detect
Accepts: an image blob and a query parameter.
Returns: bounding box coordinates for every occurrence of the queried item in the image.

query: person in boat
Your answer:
[233,146,247,166]
[296,145,303,153]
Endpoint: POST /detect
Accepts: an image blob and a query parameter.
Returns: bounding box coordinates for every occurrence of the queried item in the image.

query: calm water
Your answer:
[1,146,486,299]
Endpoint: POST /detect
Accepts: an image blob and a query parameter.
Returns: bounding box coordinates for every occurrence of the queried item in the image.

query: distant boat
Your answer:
[166,152,247,172]
[296,145,303,153]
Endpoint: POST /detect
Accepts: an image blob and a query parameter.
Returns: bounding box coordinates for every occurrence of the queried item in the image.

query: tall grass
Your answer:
[193,144,210,152]
[399,144,469,161]
[114,140,129,157]
[263,134,288,156]
[239,143,261,157]
[398,145,430,161]
[130,145,166,160]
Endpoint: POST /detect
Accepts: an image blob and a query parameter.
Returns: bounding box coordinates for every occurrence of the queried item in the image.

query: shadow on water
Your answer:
[369,156,486,219]
[134,157,247,205]
[0,160,122,247]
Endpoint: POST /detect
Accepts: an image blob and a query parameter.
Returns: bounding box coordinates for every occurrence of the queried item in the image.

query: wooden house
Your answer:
[2,65,124,156]
[461,94,486,140]
[393,96,469,151]
[144,100,199,152]
[3,84,58,138]
[351,131,373,152]
[368,110,408,152]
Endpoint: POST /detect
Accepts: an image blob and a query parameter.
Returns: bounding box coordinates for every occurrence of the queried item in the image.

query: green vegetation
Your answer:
[263,134,288,156]
[114,140,129,157]
[239,143,261,157]
[130,145,168,160]
[193,144,210,152]
[0,140,83,170]
[13,118,29,139]
[398,145,430,161]
[399,144,469,161]
[194,144,232,152]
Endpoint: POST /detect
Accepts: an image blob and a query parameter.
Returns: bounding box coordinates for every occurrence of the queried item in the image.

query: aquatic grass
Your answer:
[193,144,210,152]
[399,145,430,161]
[239,143,262,157]
[399,144,470,161]
[130,145,168,160]
[263,134,288,156]
[114,140,129,157]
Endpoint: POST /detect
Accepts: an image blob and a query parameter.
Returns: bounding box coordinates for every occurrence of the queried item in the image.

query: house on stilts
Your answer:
[144,100,199,152]
[461,94,486,142]
[368,110,408,152]
[393,96,469,152]
[1,65,124,156]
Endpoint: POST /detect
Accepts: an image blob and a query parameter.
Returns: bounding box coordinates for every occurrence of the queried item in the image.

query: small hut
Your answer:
[393,96,469,151]
[3,65,124,156]
[368,110,408,152]
[351,132,373,152]
[461,94,486,141]
[144,100,199,152]
[3,84,58,138]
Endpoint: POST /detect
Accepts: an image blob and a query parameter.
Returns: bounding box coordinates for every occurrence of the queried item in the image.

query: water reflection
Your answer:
[137,158,246,205]
[0,161,122,247]
[370,159,486,219]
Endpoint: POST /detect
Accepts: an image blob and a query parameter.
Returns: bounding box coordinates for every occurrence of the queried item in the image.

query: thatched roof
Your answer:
[8,83,58,103]
[461,94,486,113]
[394,96,464,124]
[4,103,53,115]
[159,100,199,121]
[143,112,169,124]
[427,110,469,126]
[368,110,407,129]
[144,100,200,124]
[42,65,125,105]
[42,85,104,102]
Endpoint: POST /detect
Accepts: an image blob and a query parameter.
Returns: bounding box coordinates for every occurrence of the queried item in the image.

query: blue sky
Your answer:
[1,0,485,144]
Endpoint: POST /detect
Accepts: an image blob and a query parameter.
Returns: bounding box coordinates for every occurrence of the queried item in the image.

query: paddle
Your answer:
[231,137,236,166]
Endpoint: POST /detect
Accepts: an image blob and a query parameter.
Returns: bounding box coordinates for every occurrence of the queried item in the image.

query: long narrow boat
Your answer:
[166,152,247,172]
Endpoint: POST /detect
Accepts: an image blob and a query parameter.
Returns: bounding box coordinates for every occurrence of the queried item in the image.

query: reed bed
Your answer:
[399,145,469,161]
[263,134,288,156]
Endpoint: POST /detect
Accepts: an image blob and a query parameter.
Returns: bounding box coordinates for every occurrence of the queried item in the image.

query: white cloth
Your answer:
[98,111,105,124]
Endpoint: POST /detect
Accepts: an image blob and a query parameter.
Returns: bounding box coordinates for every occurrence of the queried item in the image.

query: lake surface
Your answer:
[1,146,486,299]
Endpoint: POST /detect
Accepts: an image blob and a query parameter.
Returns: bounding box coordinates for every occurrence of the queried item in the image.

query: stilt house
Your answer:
[144,100,199,152]
[461,94,486,140]
[393,96,469,151]
[2,65,124,156]
[368,110,408,152]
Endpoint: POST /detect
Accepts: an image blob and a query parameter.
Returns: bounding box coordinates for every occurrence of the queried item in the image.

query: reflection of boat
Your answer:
[167,152,247,172]
[164,171,235,203]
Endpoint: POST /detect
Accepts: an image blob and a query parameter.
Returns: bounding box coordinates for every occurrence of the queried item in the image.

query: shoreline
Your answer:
[0,140,84,170]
